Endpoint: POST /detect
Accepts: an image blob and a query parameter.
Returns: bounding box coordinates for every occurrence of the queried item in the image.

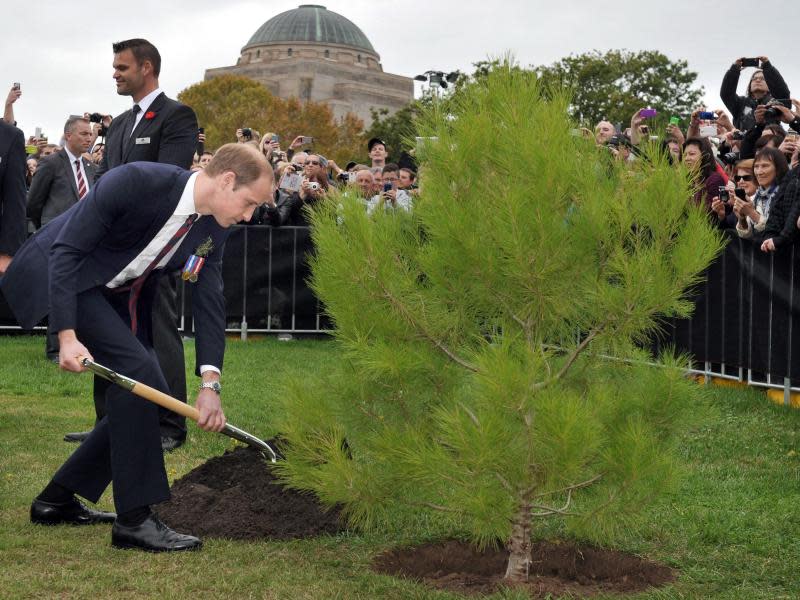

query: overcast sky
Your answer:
[2,0,799,141]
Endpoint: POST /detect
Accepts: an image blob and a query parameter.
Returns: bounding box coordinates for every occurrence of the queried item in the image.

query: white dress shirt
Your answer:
[105,171,220,375]
[129,87,163,136]
[64,147,89,195]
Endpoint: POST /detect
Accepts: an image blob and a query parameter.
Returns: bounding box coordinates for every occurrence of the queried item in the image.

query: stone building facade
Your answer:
[204,5,413,126]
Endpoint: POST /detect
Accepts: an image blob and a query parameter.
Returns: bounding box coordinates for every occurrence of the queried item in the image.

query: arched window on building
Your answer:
[256,49,261,58]
[288,48,293,57]
[324,49,330,59]
[357,54,362,63]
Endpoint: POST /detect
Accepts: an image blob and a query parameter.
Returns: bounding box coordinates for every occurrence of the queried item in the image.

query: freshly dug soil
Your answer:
[373,539,675,598]
[158,446,343,540]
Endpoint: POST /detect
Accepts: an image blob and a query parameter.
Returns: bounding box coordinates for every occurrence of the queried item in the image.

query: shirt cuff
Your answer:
[200,364,221,375]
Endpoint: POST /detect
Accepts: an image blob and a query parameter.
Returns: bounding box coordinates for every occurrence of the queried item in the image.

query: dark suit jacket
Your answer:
[96,92,197,179]
[27,149,97,228]
[1,162,229,373]
[0,120,27,255]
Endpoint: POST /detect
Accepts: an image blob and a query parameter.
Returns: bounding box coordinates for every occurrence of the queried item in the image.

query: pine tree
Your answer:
[275,61,723,582]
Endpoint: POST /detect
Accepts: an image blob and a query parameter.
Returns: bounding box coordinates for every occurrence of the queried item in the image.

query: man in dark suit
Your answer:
[1,144,274,551]
[0,119,27,273]
[27,116,97,361]
[66,38,199,450]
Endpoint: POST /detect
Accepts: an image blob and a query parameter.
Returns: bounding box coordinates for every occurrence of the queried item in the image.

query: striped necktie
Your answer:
[127,213,199,334]
[74,159,87,200]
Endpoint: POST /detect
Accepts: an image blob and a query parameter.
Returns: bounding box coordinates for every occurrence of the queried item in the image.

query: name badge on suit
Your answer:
[135,137,151,145]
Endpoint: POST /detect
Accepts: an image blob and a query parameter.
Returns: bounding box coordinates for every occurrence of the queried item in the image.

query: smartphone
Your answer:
[271,134,279,143]
[718,186,730,203]
[34,126,41,138]
[698,111,716,120]
[741,57,760,68]
[734,187,747,200]
[12,82,20,91]
[639,108,657,119]
[300,136,313,144]
[382,182,392,193]
[347,172,357,183]
[198,127,204,134]
[669,116,681,125]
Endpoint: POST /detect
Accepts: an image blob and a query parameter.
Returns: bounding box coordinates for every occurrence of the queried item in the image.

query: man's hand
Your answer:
[761,238,776,252]
[771,104,796,124]
[196,389,226,432]
[754,104,767,125]
[5,86,21,107]
[715,110,734,132]
[666,123,684,145]
[758,56,770,65]
[289,135,305,149]
[58,330,92,372]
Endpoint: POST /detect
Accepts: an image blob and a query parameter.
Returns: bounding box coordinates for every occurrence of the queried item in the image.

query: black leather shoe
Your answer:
[64,431,91,443]
[161,436,185,452]
[31,497,116,525]
[112,513,201,552]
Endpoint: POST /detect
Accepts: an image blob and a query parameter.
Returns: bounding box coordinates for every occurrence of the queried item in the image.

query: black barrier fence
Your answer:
[1,227,798,398]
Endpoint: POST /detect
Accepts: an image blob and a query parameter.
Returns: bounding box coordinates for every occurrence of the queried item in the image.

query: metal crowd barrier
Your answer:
[2,227,800,403]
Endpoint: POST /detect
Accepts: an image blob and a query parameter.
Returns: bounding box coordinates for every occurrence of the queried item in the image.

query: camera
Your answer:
[241,127,252,139]
[698,111,716,120]
[731,130,744,141]
[741,57,760,68]
[764,99,791,119]
[307,181,321,191]
[606,134,628,148]
[719,151,740,165]
[735,187,747,200]
[718,186,730,203]
[88,112,104,123]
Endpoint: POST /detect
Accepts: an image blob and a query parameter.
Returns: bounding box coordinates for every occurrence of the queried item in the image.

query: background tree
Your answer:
[535,49,704,128]
[275,63,723,582]
[178,75,364,165]
[364,102,423,163]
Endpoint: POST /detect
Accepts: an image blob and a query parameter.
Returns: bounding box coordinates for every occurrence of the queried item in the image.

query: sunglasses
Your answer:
[735,174,754,182]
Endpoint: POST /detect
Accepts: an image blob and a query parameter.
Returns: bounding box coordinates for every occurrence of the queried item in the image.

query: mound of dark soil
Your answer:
[373,539,675,598]
[158,446,343,540]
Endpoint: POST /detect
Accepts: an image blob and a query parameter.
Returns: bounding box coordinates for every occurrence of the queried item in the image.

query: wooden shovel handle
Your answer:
[131,382,201,422]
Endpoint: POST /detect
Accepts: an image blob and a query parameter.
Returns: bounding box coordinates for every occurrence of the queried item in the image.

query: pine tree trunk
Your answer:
[504,500,532,583]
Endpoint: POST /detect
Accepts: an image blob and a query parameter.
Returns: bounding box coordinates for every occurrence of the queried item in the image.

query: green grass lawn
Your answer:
[2,335,800,599]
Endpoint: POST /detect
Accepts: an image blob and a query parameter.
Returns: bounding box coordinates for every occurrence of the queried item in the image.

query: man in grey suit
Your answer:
[27,115,97,361]
[27,116,96,229]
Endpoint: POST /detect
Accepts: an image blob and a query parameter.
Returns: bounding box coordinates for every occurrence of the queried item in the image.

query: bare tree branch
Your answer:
[380,284,479,372]
[530,324,605,392]
[531,474,603,499]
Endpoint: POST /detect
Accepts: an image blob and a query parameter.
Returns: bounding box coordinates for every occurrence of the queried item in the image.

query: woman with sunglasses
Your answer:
[731,159,760,237]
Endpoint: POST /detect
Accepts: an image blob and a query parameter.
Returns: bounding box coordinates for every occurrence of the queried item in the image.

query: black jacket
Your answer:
[0,120,27,255]
[96,92,197,179]
[720,61,790,131]
[764,170,800,248]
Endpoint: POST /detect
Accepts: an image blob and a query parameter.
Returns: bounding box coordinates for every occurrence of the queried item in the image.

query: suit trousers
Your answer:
[52,285,170,513]
[92,273,187,439]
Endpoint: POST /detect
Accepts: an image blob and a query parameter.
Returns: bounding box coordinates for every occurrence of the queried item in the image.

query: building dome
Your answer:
[244,5,376,54]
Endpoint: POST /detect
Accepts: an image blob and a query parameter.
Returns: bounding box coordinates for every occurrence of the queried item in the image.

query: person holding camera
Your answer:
[730,159,762,238]
[683,137,729,220]
[366,163,412,215]
[720,57,790,132]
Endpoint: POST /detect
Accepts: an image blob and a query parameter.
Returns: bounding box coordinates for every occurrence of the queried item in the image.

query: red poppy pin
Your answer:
[144,111,156,120]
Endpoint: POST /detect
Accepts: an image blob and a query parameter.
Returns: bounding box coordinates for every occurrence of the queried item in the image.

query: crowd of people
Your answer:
[589,56,800,254]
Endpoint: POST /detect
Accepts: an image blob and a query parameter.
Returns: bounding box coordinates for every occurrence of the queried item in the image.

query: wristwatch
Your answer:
[199,381,222,394]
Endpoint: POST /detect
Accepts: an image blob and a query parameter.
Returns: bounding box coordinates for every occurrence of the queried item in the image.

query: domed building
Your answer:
[204,5,413,126]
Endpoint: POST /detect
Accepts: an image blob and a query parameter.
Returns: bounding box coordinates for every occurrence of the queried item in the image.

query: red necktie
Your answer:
[75,159,87,199]
[127,213,199,334]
